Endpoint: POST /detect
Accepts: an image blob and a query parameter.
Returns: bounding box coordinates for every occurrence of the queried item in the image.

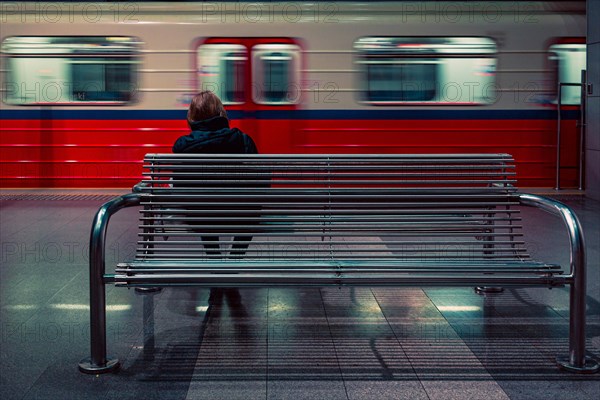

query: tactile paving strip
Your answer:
[0,194,119,201]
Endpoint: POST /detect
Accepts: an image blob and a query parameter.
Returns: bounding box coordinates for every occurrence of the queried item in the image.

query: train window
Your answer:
[355,37,497,105]
[366,62,437,102]
[197,44,247,105]
[252,44,301,105]
[548,44,586,105]
[1,36,140,105]
[72,62,133,102]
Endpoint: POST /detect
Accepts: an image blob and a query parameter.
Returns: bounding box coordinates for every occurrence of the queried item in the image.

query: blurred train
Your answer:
[0,1,587,188]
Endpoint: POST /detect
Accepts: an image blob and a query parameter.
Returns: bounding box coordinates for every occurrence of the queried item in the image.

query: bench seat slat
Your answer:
[133,255,531,260]
[138,228,523,238]
[115,263,563,274]
[116,268,560,274]
[119,259,549,267]
[117,260,561,272]
[140,202,519,208]
[112,273,566,288]
[135,240,526,247]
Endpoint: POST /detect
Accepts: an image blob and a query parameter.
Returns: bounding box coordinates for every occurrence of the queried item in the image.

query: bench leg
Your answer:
[474,286,504,294]
[140,290,158,361]
[78,266,120,374]
[556,276,599,373]
[78,200,125,374]
[79,193,140,374]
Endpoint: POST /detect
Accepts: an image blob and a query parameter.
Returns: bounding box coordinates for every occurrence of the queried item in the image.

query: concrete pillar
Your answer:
[587,0,600,200]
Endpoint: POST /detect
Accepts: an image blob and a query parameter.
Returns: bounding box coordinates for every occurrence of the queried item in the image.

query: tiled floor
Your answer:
[1,191,599,400]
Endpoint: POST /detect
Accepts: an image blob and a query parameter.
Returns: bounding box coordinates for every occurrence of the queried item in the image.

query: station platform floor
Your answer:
[1,189,599,400]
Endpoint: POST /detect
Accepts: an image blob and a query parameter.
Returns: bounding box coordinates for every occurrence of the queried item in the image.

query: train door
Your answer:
[196,38,302,152]
[549,40,586,189]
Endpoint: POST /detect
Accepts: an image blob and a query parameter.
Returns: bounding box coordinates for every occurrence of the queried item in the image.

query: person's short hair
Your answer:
[187,91,228,126]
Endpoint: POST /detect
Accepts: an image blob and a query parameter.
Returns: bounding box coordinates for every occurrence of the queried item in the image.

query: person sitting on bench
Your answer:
[172,90,260,258]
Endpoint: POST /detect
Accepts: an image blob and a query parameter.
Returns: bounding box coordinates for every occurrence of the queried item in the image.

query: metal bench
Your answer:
[79,153,599,374]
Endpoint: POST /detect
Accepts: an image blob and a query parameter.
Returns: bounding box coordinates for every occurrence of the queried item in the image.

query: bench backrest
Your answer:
[135,154,527,263]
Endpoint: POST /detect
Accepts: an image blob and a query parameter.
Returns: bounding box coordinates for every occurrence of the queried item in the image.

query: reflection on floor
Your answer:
[1,192,599,400]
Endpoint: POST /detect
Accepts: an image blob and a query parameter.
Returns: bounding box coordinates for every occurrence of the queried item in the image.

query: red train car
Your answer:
[0,1,587,188]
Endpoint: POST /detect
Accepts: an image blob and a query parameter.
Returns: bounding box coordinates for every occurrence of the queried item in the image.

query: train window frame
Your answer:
[197,43,247,105]
[1,36,140,105]
[354,37,498,105]
[548,43,586,106]
[252,44,301,105]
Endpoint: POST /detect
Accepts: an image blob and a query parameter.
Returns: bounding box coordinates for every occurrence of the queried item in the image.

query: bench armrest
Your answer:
[516,193,584,278]
[516,193,598,372]
[90,193,142,277]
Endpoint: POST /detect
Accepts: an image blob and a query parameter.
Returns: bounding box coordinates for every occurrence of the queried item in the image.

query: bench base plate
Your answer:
[134,287,162,293]
[556,356,600,374]
[78,357,120,375]
[475,286,505,294]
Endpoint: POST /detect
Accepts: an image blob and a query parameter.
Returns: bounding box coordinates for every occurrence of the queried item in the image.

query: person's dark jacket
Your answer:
[170,116,264,230]
[172,116,257,154]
